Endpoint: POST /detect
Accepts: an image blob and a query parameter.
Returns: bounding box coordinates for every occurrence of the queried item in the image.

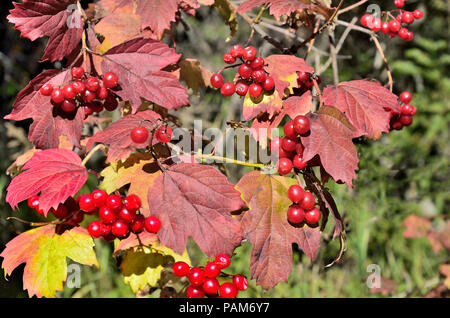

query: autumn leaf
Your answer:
[86,110,162,163]
[440,264,450,289]
[8,0,83,62]
[178,59,213,94]
[282,92,313,119]
[236,171,321,289]
[99,153,162,215]
[136,0,179,39]
[147,163,246,256]
[101,38,189,113]
[243,90,284,121]
[0,225,98,298]
[402,214,432,238]
[301,106,359,187]
[213,0,239,40]
[323,80,399,139]
[6,149,88,215]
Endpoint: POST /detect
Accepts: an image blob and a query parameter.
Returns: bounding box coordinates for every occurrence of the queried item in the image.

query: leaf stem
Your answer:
[82,144,106,166]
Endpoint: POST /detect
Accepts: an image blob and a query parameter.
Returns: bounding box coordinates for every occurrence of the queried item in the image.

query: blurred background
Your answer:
[0,0,448,297]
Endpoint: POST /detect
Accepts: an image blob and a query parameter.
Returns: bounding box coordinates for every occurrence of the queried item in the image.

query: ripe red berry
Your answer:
[248,83,263,98]
[221,82,235,96]
[270,137,291,159]
[203,278,220,295]
[96,86,108,100]
[83,105,94,117]
[79,194,96,213]
[223,53,236,64]
[400,104,414,116]
[413,9,423,20]
[252,69,266,83]
[85,77,100,92]
[204,262,221,278]
[402,11,414,24]
[71,67,85,79]
[230,44,244,58]
[105,194,123,211]
[305,208,321,225]
[145,216,161,233]
[235,82,249,96]
[283,121,297,139]
[88,221,104,238]
[130,214,145,233]
[399,91,413,104]
[243,46,257,61]
[219,282,238,298]
[293,154,307,170]
[406,31,414,42]
[112,219,130,238]
[394,0,404,9]
[238,63,253,79]
[103,94,118,111]
[300,192,315,210]
[124,194,142,212]
[131,126,149,144]
[51,88,64,103]
[118,206,136,224]
[82,89,96,102]
[370,18,382,32]
[40,83,53,96]
[287,205,305,224]
[262,76,275,91]
[72,80,86,95]
[233,275,248,291]
[297,71,310,83]
[381,22,390,35]
[215,254,231,269]
[186,285,204,298]
[398,27,409,39]
[296,143,304,156]
[27,195,40,210]
[155,126,172,143]
[61,99,76,112]
[281,137,296,153]
[277,158,293,175]
[288,185,305,203]
[250,57,264,69]
[99,206,117,224]
[293,115,311,135]
[62,84,76,99]
[172,261,190,277]
[389,20,401,33]
[92,189,108,207]
[210,73,224,88]
[400,114,413,126]
[103,72,119,88]
[188,267,206,286]
[51,204,69,219]
[360,14,373,27]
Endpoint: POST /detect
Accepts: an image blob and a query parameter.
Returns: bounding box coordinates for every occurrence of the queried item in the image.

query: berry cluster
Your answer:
[389,91,417,131]
[270,115,311,176]
[296,71,322,95]
[78,191,161,241]
[39,67,119,116]
[210,45,275,99]
[172,254,248,298]
[130,125,173,145]
[287,185,321,226]
[28,195,85,226]
[360,1,423,41]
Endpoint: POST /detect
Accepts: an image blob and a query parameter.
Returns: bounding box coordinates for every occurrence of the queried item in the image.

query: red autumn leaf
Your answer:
[323,80,399,139]
[86,110,162,163]
[301,106,359,187]
[402,214,432,238]
[4,69,85,149]
[147,163,245,256]
[6,149,88,215]
[238,0,312,19]
[102,38,189,113]
[236,171,321,289]
[8,0,83,62]
[136,0,179,38]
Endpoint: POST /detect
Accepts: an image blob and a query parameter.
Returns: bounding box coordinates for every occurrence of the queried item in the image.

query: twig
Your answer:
[82,144,106,166]
[195,154,270,169]
[371,35,394,91]
[246,4,268,45]
[338,0,369,15]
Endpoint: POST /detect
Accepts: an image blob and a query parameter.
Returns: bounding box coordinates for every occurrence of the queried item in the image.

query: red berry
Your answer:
[62,84,76,99]
[219,282,238,298]
[87,101,103,113]
[400,104,414,116]
[204,262,221,278]
[105,194,123,211]
[186,285,204,298]
[103,94,118,111]
[188,267,206,286]
[215,254,231,269]
[250,57,264,69]
[277,158,293,175]
[99,206,117,224]
[252,69,266,83]
[51,204,69,219]
[145,216,161,233]
[130,214,145,233]
[297,71,310,83]
[223,53,236,64]
[296,143,304,156]
[305,208,321,225]
[287,205,305,224]
[270,137,291,159]
[85,77,100,92]
[381,22,390,34]
[203,278,220,295]
[82,89,96,102]
[235,82,249,96]
[233,275,248,291]
[370,18,382,32]
[398,27,409,39]
[155,126,172,143]
[51,88,64,103]
[413,9,423,20]
[221,82,235,96]
[300,192,315,210]
[243,46,257,61]
[96,86,108,100]
[394,0,404,9]
[288,185,305,203]
[281,137,296,153]
[293,115,310,135]
[118,206,136,224]
[79,194,96,213]
[410,105,417,116]
[406,31,414,42]
[72,80,86,95]
[103,72,119,89]
[360,14,373,27]
[400,114,413,126]
[389,20,401,33]
[40,83,53,96]
[248,83,263,98]
[210,73,224,88]
[172,261,190,277]
[131,126,149,144]
[262,76,275,91]
[230,45,244,58]
[92,189,108,207]
[399,91,413,104]
[61,99,76,112]
[71,67,85,79]
[27,195,40,210]
[283,120,297,139]
[88,220,104,238]
[238,63,253,79]
[402,12,414,24]
[111,219,130,238]
[124,194,142,212]
[293,154,307,170]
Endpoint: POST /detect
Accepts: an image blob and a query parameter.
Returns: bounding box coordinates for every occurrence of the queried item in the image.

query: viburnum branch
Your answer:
[6,217,59,227]
[82,144,106,166]
[337,0,369,15]
[371,35,394,91]
[246,4,269,45]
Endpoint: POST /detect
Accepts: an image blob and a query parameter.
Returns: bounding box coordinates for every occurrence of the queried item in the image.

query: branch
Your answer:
[82,144,106,166]
[338,0,369,15]
[371,35,394,91]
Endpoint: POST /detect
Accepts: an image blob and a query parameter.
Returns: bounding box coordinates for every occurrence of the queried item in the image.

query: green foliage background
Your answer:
[0,0,448,298]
